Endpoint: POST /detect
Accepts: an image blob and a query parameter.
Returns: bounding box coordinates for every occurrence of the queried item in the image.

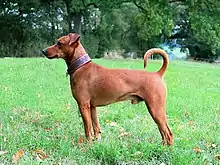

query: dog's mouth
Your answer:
[47,55,58,59]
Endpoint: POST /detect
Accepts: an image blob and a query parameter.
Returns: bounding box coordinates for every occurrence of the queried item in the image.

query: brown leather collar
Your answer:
[66,54,91,75]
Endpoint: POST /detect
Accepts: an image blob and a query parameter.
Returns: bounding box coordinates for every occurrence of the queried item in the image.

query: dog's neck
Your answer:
[65,42,87,66]
[65,42,91,75]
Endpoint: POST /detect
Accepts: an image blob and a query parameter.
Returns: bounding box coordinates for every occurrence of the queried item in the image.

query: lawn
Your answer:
[0,58,220,165]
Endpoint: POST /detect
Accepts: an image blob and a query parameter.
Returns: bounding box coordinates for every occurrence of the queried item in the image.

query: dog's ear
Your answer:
[69,33,80,45]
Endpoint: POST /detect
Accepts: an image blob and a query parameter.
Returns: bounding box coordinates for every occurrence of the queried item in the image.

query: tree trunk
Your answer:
[63,0,82,34]
[50,2,55,38]
[73,12,82,34]
[17,2,25,57]
[51,22,55,38]
[64,0,72,32]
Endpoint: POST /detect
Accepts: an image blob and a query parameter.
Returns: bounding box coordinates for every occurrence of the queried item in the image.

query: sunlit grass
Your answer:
[0,58,220,164]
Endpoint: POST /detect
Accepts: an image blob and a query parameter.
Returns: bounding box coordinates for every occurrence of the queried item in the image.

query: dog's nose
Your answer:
[42,49,48,56]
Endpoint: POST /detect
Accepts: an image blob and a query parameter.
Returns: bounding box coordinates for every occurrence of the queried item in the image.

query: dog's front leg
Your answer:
[78,102,93,142]
[91,106,101,141]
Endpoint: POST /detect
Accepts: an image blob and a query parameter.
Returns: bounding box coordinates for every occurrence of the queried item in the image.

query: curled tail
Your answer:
[144,48,169,77]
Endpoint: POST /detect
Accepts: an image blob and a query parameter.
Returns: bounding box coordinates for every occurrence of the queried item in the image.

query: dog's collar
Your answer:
[67,54,91,75]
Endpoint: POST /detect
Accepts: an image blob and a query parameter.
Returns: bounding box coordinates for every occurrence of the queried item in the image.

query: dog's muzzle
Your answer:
[41,49,48,56]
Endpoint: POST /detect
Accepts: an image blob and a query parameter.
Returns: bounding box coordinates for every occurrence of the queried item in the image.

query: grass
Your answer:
[0,58,220,165]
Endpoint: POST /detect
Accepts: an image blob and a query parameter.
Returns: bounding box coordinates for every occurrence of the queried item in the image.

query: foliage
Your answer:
[134,0,174,41]
[0,0,220,60]
[170,0,220,59]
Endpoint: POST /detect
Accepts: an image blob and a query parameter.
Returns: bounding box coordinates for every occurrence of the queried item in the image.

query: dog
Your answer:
[42,33,173,146]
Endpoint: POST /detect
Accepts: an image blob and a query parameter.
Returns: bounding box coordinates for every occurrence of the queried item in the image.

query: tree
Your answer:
[133,0,174,41]
[169,0,220,60]
[1,0,220,60]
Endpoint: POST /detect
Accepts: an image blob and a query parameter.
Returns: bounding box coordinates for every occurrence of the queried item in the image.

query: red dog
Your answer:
[42,33,173,145]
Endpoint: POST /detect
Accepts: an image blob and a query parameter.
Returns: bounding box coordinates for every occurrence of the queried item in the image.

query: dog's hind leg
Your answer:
[91,105,101,141]
[143,89,173,145]
[146,101,173,145]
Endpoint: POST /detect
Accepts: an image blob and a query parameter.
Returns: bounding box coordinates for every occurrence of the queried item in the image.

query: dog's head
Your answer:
[42,33,80,59]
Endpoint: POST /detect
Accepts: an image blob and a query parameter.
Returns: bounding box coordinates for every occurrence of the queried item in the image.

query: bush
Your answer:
[0,40,49,58]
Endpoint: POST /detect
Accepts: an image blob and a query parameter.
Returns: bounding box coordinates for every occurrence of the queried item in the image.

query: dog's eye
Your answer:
[56,41,62,46]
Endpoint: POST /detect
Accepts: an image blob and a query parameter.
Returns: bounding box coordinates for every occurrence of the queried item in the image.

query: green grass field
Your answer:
[0,58,220,165]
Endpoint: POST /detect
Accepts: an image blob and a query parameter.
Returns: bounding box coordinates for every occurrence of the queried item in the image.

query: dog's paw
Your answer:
[95,134,102,142]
